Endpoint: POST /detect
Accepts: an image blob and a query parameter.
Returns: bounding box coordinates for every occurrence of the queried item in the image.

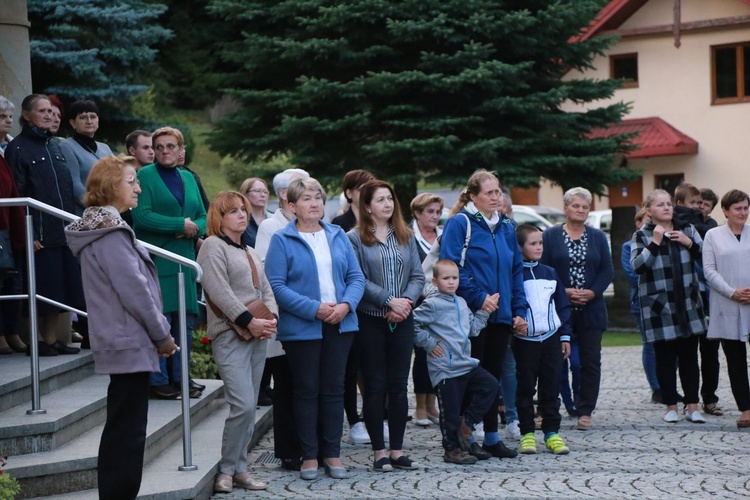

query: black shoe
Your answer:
[190,379,206,392]
[173,382,202,399]
[257,391,273,406]
[52,341,80,355]
[280,458,303,471]
[373,457,393,472]
[389,455,419,470]
[151,384,181,400]
[26,341,58,357]
[482,441,518,459]
[651,389,663,404]
[468,442,492,460]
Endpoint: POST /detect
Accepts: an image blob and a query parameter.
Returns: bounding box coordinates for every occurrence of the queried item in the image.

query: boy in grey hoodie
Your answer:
[414,259,504,464]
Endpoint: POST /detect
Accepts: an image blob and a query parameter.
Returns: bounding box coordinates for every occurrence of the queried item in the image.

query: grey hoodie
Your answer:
[65,207,171,375]
[413,290,489,386]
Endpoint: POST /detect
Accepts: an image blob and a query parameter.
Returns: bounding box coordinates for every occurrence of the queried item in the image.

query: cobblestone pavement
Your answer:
[214,346,750,499]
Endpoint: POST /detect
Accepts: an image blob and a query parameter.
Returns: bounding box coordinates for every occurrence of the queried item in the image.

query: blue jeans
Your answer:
[499,344,518,422]
[635,314,659,392]
[150,312,195,386]
[559,339,580,412]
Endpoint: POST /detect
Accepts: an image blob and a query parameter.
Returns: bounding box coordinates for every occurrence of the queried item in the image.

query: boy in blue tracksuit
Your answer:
[514,224,572,455]
[413,259,499,465]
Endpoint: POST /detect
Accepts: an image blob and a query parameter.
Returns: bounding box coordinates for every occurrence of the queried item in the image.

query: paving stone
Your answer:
[214,345,750,499]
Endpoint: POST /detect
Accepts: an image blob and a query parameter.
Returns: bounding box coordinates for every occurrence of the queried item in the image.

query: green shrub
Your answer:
[220,151,296,189]
[190,330,218,380]
[0,456,21,500]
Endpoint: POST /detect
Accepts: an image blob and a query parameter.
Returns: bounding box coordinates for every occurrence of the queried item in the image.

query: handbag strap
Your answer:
[205,248,262,321]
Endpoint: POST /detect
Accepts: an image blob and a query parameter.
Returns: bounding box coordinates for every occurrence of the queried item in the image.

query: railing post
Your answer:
[24,210,45,415]
[177,268,197,471]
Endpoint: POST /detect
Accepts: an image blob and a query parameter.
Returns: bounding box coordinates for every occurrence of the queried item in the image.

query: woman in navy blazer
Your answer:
[541,187,613,431]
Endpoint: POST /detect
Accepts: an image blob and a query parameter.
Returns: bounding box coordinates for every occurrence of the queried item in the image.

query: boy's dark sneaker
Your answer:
[444,448,478,465]
[468,442,492,460]
[482,441,518,459]
[458,417,473,451]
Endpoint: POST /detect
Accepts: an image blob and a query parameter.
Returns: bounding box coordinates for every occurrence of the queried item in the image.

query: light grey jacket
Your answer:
[65,207,172,374]
[703,223,750,342]
[413,290,489,386]
[346,229,425,312]
[59,138,114,213]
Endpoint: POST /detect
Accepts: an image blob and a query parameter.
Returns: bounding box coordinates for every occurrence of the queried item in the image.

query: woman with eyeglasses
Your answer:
[59,100,114,216]
[132,126,207,401]
[239,177,273,248]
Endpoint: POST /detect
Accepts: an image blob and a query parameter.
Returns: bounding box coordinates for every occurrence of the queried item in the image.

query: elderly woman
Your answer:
[197,191,278,493]
[238,177,273,248]
[65,155,176,499]
[541,187,612,431]
[0,95,14,156]
[631,189,706,424]
[348,180,425,472]
[59,100,114,215]
[265,177,364,480]
[409,192,444,426]
[702,189,750,428]
[132,126,206,400]
[7,94,83,357]
[439,170,524,459]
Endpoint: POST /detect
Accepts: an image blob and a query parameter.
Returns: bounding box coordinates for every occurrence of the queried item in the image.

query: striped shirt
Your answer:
[363,226,404,317]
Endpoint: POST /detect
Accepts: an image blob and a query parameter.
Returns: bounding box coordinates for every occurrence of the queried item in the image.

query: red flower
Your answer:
[200,337,210,345]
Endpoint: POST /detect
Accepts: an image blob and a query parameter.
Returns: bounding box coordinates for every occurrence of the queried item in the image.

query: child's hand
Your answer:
[562,341,571,360]
[430,341,444,358]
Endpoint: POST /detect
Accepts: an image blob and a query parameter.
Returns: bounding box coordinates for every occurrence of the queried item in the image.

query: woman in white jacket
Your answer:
[702,189,750,428]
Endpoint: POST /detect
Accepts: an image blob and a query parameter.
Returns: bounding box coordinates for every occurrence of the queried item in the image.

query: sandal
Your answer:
[576,415,592,431]
[702,403,725,416]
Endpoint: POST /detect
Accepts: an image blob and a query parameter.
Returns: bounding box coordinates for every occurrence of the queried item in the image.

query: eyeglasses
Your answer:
[126,178,140,187]
[154,143,179,152]
[247,189,270,195]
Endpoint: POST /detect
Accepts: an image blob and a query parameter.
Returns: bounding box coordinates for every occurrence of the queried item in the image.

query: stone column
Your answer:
[0,0,31,135]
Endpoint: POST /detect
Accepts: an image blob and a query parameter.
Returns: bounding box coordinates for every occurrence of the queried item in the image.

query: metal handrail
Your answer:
[1,197,201,471]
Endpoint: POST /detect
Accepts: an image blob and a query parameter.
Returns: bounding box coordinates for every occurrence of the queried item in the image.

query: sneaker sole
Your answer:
[520,449,537,455]
[548,448,570,455]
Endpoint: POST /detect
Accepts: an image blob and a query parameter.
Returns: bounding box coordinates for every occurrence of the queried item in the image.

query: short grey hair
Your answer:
[563,187,592,207]
[0,96,15,113]
[272,168,310,197]
[287,177,326,204]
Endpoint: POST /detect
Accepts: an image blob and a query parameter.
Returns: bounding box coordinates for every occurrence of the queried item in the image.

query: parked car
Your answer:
[586,209,612,233]
[512,205,554,230]
[525,205,566,225]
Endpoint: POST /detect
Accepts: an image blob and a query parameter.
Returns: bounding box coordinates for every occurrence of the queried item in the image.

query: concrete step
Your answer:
[46,403,273,500]
[0,349,94,412]
[0,373,109,456]
[6,379,225,498]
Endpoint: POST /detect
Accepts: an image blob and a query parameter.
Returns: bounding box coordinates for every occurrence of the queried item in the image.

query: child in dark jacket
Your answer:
[413,259,505,464]
[514,225,572,455]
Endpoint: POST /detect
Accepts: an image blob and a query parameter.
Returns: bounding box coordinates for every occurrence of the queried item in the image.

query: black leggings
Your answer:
[469,323,512,434]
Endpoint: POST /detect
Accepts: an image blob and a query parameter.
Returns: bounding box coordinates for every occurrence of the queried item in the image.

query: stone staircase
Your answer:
[0,350,272,499]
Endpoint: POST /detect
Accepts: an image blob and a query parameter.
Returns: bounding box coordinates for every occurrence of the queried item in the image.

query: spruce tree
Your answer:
[28,0,172,141]
[208,0,635,202]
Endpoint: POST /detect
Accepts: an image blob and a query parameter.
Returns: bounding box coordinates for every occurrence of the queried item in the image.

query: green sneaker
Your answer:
[545,433,570,455]
[519,433,537,454]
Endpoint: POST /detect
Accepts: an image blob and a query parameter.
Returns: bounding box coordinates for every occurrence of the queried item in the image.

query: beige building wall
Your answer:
[0,0,32,136]
[540,0,750,221]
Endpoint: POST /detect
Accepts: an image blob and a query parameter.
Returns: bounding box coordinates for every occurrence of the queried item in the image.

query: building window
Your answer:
[655,174,684,198]
[610,53,638,88]
[712,42,750,104]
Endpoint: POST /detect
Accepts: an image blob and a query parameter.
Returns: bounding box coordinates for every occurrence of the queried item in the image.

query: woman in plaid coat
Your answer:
[631,189,707,425]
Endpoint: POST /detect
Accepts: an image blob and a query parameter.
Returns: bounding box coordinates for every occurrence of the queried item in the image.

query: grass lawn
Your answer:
[602,330,641,347]
[176,111,229,199]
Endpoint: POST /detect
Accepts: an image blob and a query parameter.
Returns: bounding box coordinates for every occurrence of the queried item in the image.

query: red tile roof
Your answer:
[588,117,698,158]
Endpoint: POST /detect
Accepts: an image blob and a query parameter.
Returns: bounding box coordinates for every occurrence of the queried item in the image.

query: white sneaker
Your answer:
[473,422,485,441]
[383,421,390,443]
[685,410,706,423]
[663,410,680,423]
[505,420,521,440]
[349,421,371,444]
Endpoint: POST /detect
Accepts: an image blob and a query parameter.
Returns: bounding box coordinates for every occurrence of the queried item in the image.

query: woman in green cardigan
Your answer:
[132,126,207,399]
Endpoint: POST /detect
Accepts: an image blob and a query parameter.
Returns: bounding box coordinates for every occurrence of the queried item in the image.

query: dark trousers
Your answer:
[412,346,436,394]
[436,367,498,451]
[343,347,361,426]
[653,335,700,406]
[469,323,512,433]
[514,334,563,435]
[559,339,580,412]
[267,354,302,460]
[571,312,603,416]
[699,334,721,405]
[98,372,150,500]
[720,339,750,411]
[356,312,414,451]
[0,260,22,336]
[282,323,353,460]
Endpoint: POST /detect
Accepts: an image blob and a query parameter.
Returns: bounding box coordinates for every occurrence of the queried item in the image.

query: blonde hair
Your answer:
[449,169,499,216]
[642,189,671,209]
[410,193,444,218]
[206,191,252,237]
[152,126,184,147]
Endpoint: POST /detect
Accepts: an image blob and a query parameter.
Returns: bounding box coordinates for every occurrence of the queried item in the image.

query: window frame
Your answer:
[711,41,750,105]
[609,53,639,88]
